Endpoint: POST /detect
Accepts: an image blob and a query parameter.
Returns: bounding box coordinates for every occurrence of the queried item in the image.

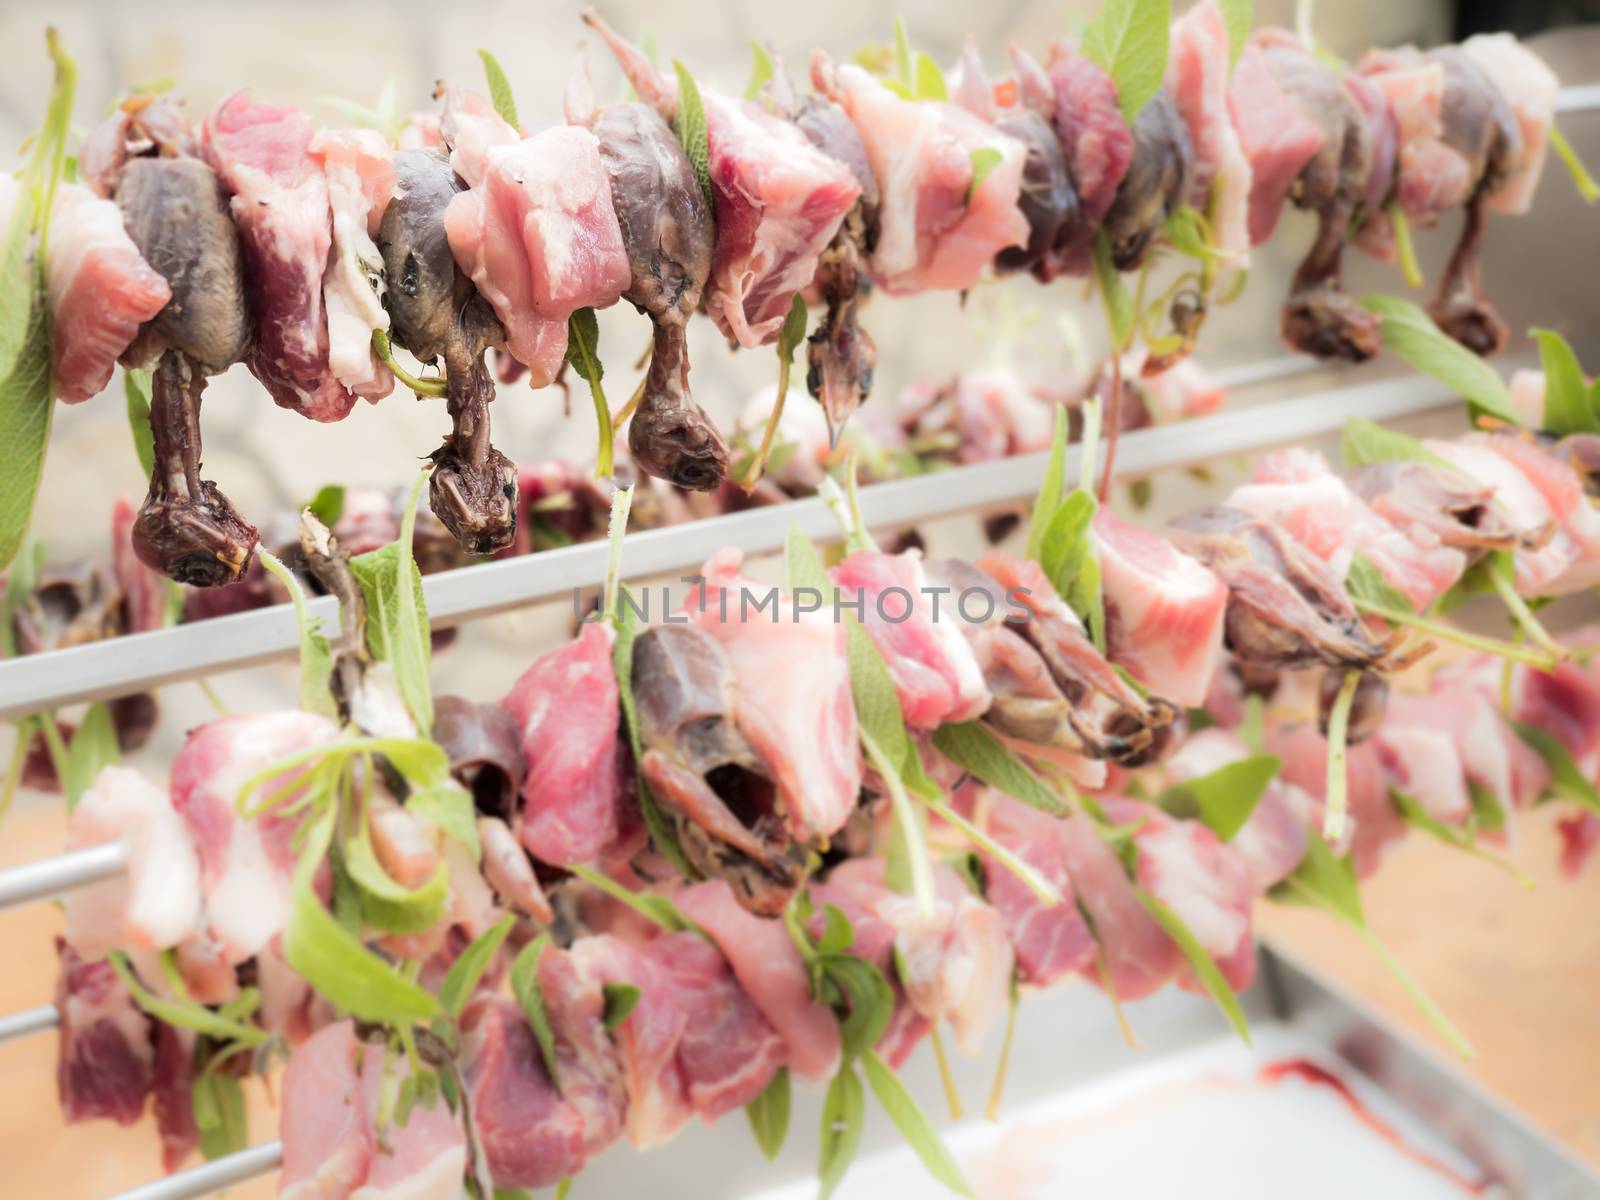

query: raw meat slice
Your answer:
[675,879,841,1083]
[831,548,990,728]
[683,549,860,842]
[1043,42,1134,271]
[54,939,154,1126]
[501,621,623,866]
[1472,431,1600,594]
[309,128,395,400]
[444,124,631,386]
[979,791,1096,986]
[151,1023,199,1171]
[202,94,354,422]
[168,711,338,963]
[1461,34,1559,215]
[1095,506,1227,707]
[535,943,629,1157]
[1269,724,1402,879]
[817,58,1027,294]
[63,765,201,958]
[352,1044,466,1200]
[647,931,787,1123]
[279,1022,372,1200]
[45,183,171,404]
[461,997,588,1188]
[1228,40,1324,245]
[1166,0,1252,259]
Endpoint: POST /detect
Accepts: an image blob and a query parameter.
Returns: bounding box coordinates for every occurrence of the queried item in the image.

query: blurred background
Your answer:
[3,1,1600,1195]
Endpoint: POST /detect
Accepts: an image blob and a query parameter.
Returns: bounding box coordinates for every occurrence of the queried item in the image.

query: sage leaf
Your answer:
[817,1064,865,1200]
[107,950,268,1046]
[1218,0,1252,68]
[125,369,154,476]
[1081,0,1172,125]
[477,49,519,128]
[1345,551,1414,615]
[1510,719,1600,812]
[1155,754,1281,841]
[1092,229,1135,349]
[567,308,613,477]
[438,913,514,1018]
[672,60,714,214]
[405,783,480,859]
[745,1066,791,1160]
[0,269,54,573]
[1391,788,1532,889]
[258,551,335,719]
[602,982,641,1031]
[862,1049,974,1197]
[348,470,433,735]
[1131,886,1251,1044]
[916,52,948,101]
[745,40,776,102]
[1530,327,1598,435]
[306,484,345,527]
[510,934,561,1083]
[1338,416,1451,470]
[1024,406,1069,560]
[1549,124,1599,204]
[1361,294,1516,425]
[570,864,695,934]
[61,702,119,809]
[931,722,1068,816]
[193,1071,249,1161]
[344,815,451,935]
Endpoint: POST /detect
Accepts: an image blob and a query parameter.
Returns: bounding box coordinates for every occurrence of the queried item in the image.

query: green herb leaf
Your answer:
[372,329,447,398]
[1338,416,1452,470]
[892,15,915,91]
[1270,829,1363,924]
[1391,788,1532,888]
[1344,552,1414,616]
[306,484,346,528]
[602,982,642,1031]
[1510,720,1600,812]
[438,913,515,1018]
[1038,489,1104,648]
[818,1064,866,1200]
[1530,328,1598,435]
[60,703,120,809]
[1025,407,1070,560]
[0,189,36,384]
[403,782,479,860]
[816,903,855,957]
[259,551,336,719]
[673,60,714,215]
[570,863,695,933]
[965,146,1003,206]
[1360,294,1516,425]
[510,934,561,1083]
[1549,124,1599,205]
[477,49,519,128]
[1132,886,1251,1044]
[827,954,895,1063]
[107,951,268,1046]
[348,470,433,735]
[284,810,441,1025]
[1388,202,1424,289]
[1092,230,1135,349]
[0,268,54,574]
[932,723,1068,816]
[745,1066,791,1160]
[344,814,451,934]
[915,52,948,101]
[124,369,154,477]
[1081,0,1172,124]
[745,40,776,101]
[567,308,613,477]
[862,1049,974,1196]
[193,1071,249,1161]
[1218,0,1252,68]
[1156,754,1280,841]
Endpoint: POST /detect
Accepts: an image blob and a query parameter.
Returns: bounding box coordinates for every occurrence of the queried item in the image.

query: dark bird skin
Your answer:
[114,151,258,586]
[378,148,516,553]
[630,623,807,915]
[432,694,525,819]
[627,322,729,491]
[1102,89,1194,272]
[993,106,1081,277]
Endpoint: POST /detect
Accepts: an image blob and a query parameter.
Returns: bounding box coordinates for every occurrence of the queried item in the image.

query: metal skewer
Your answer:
[0,842,126,909]
[0,1003,57,1044]
[106,1141,284,1200]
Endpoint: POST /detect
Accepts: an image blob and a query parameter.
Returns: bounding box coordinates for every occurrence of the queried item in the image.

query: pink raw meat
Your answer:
[54,939,153,1127]
[150,1023,198,1172]
[953,366,1055,462]
[1270,724,1403,879]
[1356,50,1473,223]
[354,1040,467,1198]
[446,124,630,386]
[1116,797,1257,992]
[1095,506,1227,708]
[45,183,171,404]
[279,1022,372,1200]
[202,94,354,422]
[308,127,395,400]
[1473,432,1600,595]
[461,997,589,1188]
[1166,0,1253,259]
[704,91,861,346]
[831,548,990,728]
[684,549,860,842]
[676,879,841,1083]
[1229,448,1467,610]
[536,943,629,1157]
[62,765,201,959]
[1558,813,1600,877]
[1166,729,1311,890]
[571,935,691,1148]
[1057,808,1182,1000]
[980,791,1096,986]
[1044,43,1134,259]
[648,931,787,1123]
[820,58,1027,294]
[1229,39,1325,244]
[1461,34,1559,215]
[168,711,337,964]
[502,621,623,866]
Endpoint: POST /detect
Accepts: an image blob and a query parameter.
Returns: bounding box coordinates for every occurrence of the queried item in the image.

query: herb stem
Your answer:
[0,723,25,829]
[601,483,634,625]
[371,330,447,398]
[1354,924,1474,1060]
[1354,600,1558,669]
[861,731,936,921]
[740,348,793,492]
[926,797,1061,907]
[985,982,1020,1121]
[1487,567,1565,666]
[928,1024,963,1121]
[1550,125,1600,204]
[1323,669,1361,843]
[1093,946,1138,1048]
[612,374,646,427]
[1388,202,1424,289]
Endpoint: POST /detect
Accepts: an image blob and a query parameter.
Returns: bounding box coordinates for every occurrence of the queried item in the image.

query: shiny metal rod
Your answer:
[0,842,126,909]
[0,1004,57,1043]
[107,1141,284,1200]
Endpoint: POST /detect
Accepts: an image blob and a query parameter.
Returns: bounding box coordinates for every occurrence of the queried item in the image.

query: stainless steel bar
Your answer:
[107,1141,284,1200]
[0,373,1460,723]
[0,1003,57,1043]
[0,842,125,908]
[1556,83,1600,115]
